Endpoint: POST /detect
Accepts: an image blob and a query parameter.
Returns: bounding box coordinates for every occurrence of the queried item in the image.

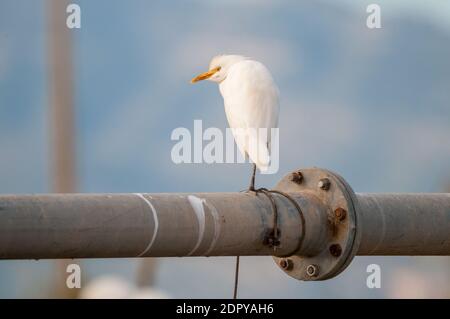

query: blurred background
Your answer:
[0,0,449,298]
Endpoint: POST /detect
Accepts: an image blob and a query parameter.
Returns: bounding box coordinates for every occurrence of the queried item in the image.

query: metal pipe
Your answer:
[356,193,450,255]
[0,192,328,260]
[0,168,449,281]
[1,192,448,259]
[0,193,450,259]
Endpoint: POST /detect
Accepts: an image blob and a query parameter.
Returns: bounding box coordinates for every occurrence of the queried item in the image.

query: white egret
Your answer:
[191,55,280,191]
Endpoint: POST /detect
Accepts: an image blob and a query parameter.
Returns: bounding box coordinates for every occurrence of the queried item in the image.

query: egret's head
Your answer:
[191,55,247,84]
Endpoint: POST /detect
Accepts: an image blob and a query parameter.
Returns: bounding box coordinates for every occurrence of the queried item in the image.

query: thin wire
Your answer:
[233,256,240,299]
[255,188,279,246]
[268,189,306,254]
[233,181,306,299]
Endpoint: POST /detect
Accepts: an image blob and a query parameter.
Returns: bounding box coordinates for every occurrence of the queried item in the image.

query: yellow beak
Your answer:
[190,66,221,83]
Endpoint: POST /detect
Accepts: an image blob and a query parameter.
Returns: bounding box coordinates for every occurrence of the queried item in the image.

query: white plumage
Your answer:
[191,55,279,172]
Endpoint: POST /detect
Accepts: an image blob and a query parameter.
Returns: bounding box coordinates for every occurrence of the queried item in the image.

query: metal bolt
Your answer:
[334,207,347,221]
[291,171,303,184]
[329,244,342,257]
[318,178,331,190]
[279,258,293,271]
[306,264,319,277]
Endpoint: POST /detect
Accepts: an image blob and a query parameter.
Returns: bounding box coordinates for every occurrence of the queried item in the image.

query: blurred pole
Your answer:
[446,183,450,297]
[47,0,158,295]
[47,0,78,299]
[135,258,158,288]
[48,0,76,193]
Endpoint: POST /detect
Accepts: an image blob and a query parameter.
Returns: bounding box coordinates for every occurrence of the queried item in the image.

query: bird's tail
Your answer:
[246,128,271,172]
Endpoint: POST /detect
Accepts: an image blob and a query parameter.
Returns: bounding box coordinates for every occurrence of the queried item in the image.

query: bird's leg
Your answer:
[248,164,257,191]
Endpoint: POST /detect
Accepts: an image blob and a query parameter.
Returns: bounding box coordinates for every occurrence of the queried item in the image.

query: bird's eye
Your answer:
[216,66,221,71]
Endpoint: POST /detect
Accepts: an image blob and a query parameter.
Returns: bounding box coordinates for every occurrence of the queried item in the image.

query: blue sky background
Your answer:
[0,0,449,298]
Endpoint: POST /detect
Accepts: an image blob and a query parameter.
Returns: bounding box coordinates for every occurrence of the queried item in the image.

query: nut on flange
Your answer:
[279,258,293,271]
[318,178,331,190]
[273,167,360,281]
[306,264,319,277]
[291,171,303,184]
[329,244,342,257]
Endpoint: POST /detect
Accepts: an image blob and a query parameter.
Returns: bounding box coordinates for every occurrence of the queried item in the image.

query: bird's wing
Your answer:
[220,60,280,171]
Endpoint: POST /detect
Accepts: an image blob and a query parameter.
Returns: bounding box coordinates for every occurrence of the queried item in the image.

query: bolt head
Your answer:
[318,178,331,190]
[334,207,347,221]
[291,171,303,184]
[279,258,293,271]
[329,244,342,257]
[306,264,319,277]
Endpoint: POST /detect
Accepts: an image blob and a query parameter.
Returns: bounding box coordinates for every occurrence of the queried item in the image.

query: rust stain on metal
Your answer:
[334,207,347,221]
[263,228,281,247]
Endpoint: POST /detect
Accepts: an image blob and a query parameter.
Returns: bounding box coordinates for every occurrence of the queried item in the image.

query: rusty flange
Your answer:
[273,167,361,281]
